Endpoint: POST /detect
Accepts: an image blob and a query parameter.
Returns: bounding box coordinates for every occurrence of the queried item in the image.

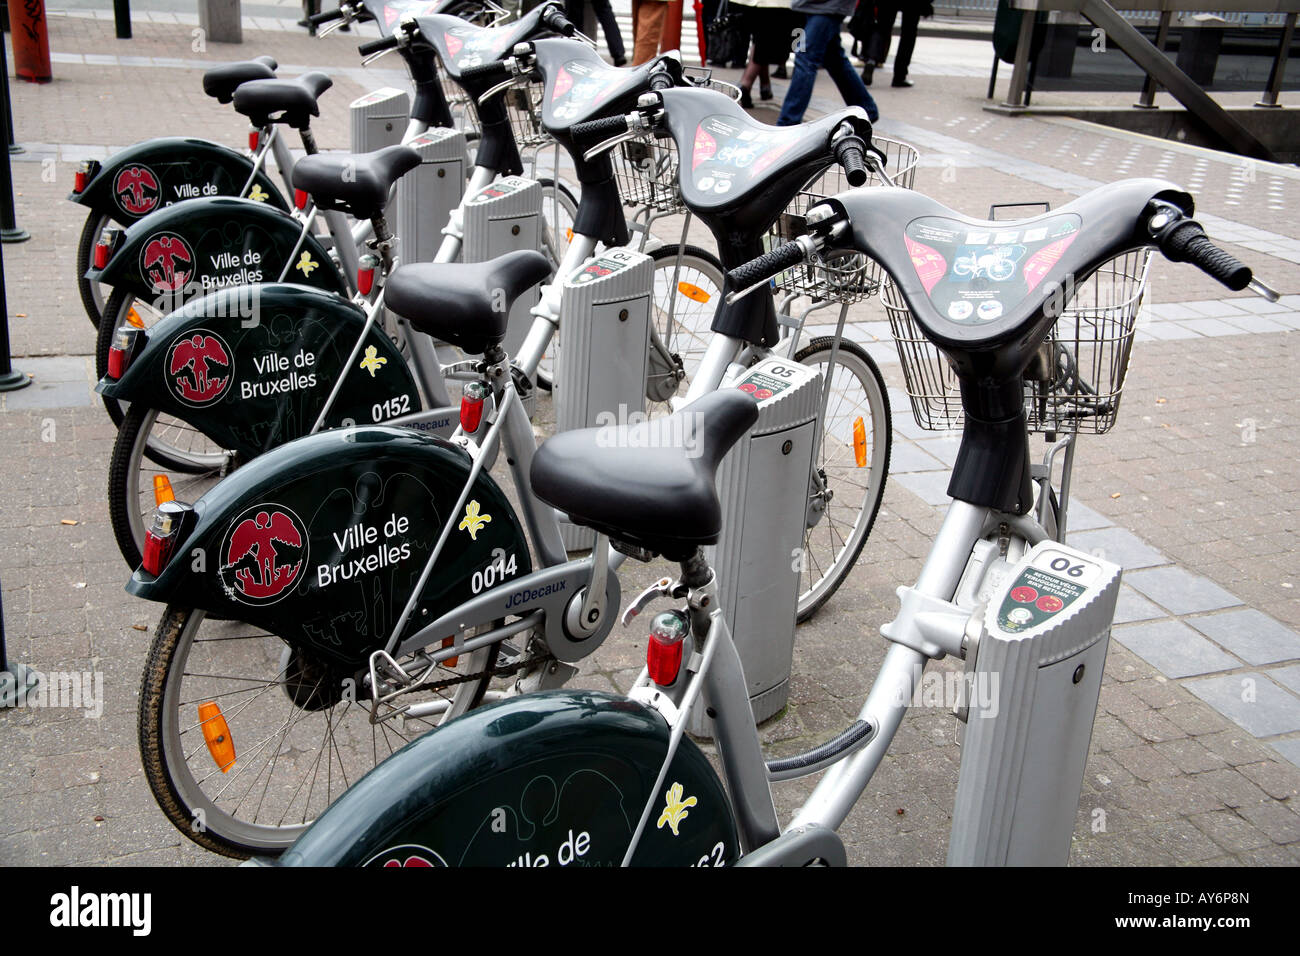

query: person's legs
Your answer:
[632,0,667,64]
[866,6,898,65]
[776,12,835,125]
[824,27,880,121]
[591,0,626,62]
[892,7,920,83]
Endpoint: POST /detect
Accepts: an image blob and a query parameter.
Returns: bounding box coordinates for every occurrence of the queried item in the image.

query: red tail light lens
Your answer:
[294,188,309,210]
[74,170,88,193]
[357,254,378,296]
[73,160,97,194]
[106,327,139,380]
[460,381,488,433]
[248,129,260,151]
[142,507,181,575]
[646,610,689,686]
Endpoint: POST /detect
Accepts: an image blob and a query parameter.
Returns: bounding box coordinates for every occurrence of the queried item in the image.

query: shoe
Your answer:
[861,63,874,87]
[773,64,788,79]
[892,77,914,88]
[739,88,754,109]
[760,84,773,101]
[613,56,627,67]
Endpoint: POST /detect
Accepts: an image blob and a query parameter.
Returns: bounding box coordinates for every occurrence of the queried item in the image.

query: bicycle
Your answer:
[261,175,1281,867]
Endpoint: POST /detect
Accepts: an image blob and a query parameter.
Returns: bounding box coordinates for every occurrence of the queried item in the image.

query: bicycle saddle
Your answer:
[202,56,277,104]
[831,178,1192,378]
[530,389,759,560]
[385,250,553,355]
[414,5,549,81]
[233,72,334,129]
[293,145,422,220]
[656,87,871,236]
[532,39,681,139]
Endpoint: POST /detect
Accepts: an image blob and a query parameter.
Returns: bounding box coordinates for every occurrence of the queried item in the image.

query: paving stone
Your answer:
[1111,744,1181,782]
[1062,500,1114,532]
[1125,566,1244,616]
[1233,801,1300,845]
[1153,737,1227,774]
[1114,619,1241,679]
[1112,587,1166,625]
[1068,526,1168,570]
[1188,810,1272,854]
[1237,760,1300,801]
[1271,738,1300,769]
[1272,664,1300,695]
[1186,673,1300,738]
[1188,609,1300,666]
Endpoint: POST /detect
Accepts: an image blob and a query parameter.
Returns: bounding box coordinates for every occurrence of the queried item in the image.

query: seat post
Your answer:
[298,125,319,156]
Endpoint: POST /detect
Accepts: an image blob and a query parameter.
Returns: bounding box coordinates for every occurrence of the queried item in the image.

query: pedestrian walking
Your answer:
[861,0,930,87]
[632,0,670,64]
[776,0,879,125]
[566,0,627,65]
[733,0,801,108]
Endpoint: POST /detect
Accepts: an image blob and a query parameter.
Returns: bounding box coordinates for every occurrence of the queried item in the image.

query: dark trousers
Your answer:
[566,0,626,61]
[868,4,920,80]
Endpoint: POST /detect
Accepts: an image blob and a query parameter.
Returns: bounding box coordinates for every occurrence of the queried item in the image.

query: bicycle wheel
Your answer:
[139,605,499,858]
[793,337,891,622]
[534,178,578,392]
[108,404,234,569]
[646,244,725,416]
[77,211,112,328]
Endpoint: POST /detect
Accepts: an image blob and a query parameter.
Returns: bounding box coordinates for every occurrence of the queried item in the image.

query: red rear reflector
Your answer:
[141,506,180,575]
[107,328,137,380]
[357,266,375,296]
[94,242,110,269]
[460,381,488,433]
[74,170,88,193]
[294,188,309,210]
[646,611,689,686]
[248,129,260,151]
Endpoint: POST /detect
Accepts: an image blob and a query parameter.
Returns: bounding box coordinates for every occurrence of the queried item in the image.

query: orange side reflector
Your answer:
[198,702,236,772]
[153,474,175,506]
[565,228,574,242]
[677,282,711,304]
[126,307,144,329]
[441,636,459,669]
[853,417,867,468]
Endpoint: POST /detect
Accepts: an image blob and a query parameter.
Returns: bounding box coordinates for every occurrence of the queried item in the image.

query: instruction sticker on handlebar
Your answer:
[548,60,621,122]
[904,214,1080,326]
[690,116,802,197]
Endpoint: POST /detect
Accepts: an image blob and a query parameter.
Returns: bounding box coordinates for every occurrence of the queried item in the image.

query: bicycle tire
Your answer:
[646,243,725,415]
[793,337,891,622]
[108,404,233,569]
[76,211,111,329]
[139,605,499,859]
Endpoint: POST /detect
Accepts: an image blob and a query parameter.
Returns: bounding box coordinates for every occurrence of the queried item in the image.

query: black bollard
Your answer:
[0,33,27,243]
[114,0,131,38]
[0,572,40,708]
[0,236,28,390]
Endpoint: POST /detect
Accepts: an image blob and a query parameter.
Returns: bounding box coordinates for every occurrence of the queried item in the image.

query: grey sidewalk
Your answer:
[1,14,1298,867]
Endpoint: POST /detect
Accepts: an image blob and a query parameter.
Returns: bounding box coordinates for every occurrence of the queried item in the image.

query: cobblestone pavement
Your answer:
[1,13,1297,867]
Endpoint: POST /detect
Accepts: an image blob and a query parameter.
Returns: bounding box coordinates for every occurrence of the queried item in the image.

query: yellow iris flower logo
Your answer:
[458,500,492,540]
[295,251,318,277]
[359,345,387,377]
[248,184,269,203]
[656,782,697,837]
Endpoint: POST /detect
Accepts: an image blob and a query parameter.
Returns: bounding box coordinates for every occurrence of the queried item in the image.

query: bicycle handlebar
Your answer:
[358,33,400,57]
[459,58,513,83]
[833,136,868,188]
[540,3,578,36]
[1155,218,1252,292]
[726,240,808,290]
[308,7,345,25]
[572,114,631,147]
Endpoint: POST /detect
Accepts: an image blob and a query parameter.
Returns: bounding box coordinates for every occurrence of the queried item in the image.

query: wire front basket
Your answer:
[883,249,1154,434]
[435,59,482,140]
[767,135,920,303]
[504,81,551,151]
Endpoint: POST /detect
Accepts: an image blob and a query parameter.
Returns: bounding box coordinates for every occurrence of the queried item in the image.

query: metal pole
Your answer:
[1004,6,1035,108]
[0,33,27,242]
[1257,11,1295,108]
[0,572,40,708]
[0,230,29,389]
[114,0,131,39]
[1135,9,1171,109]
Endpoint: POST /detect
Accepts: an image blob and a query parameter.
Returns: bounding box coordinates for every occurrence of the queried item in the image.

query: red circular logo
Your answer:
[1036,594,1064,613]
[1010,586,1037,604]
[218,504,309,606]
[364,844,447,867]
[165,329,233,406]
[114,164,160,217]
[140,232,195,293]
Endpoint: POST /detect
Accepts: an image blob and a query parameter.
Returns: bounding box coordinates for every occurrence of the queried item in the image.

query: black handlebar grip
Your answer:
[726,241,808,289]
[541,4,577,36]
[308,7,345,25]
[1160,220,1252,292]
[836,139,868,188]
[357,34,400,56]
[572,114,630,146]
[649,70,674,90]
[459,59,511,83]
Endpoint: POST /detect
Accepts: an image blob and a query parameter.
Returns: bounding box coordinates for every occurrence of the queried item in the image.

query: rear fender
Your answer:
[125,426,531,670]
[69,137,287,224]
[98,284,420,459]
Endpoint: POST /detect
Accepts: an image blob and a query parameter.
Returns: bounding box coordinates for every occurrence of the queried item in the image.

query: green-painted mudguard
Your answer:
[276,690,742,867]
[87,196,347,300]
[97,284,421,459]
[69,137,288,225]
[125,426,531,669]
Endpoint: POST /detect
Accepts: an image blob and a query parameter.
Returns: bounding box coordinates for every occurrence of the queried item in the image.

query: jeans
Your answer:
[777,13,879,125]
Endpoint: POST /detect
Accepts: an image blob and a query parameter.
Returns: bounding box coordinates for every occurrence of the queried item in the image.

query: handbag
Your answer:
[706,0,749,66]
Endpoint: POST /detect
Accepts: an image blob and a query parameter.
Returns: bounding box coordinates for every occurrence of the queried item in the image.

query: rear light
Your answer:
[294,188,309,210]
[853,416,867,468]
[106,327,141,380]
[198,702,236,772]
[72,159,99,194]
[460,381,488,433]
[646,610,689,686]
[248,128,260,151]
[357,253,378,296]
[93,227,120,269]
[141,500,191,576]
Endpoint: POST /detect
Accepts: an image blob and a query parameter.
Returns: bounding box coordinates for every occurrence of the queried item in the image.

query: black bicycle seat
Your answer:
[414,5,548,81]
[293,145,421,220]
[830,178,1190,377]
[530,389,759,560]
[656,87,869,236]
[233,72,333,129]
[532,39,679,139]
[202,56,277,104]
[385,250,553,355]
